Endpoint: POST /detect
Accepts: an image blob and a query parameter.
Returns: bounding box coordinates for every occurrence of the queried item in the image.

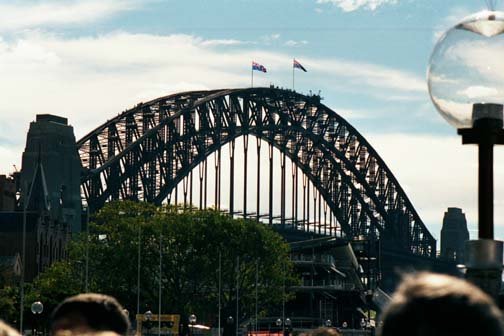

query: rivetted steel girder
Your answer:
[77,87,436,258]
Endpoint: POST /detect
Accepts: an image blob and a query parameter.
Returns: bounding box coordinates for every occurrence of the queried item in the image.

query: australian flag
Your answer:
[293,59,307,72]
[252,61,267,73]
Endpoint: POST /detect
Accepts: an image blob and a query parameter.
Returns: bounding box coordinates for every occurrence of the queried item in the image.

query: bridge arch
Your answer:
[77,88,435,257]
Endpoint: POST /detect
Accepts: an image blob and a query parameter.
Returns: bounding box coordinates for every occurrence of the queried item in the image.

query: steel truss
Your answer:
[77,88,436,257]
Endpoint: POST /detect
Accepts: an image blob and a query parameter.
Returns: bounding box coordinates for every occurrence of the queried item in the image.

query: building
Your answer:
[0,114,82,281]
[0,253,21,286]
[0,175,16,211]
[440,207,469,264]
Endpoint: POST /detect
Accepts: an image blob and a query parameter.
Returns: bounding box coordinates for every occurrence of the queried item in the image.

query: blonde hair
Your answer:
[0,321,20,336]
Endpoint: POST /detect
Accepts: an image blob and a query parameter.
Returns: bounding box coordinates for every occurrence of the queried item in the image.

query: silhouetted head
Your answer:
[379,272,504,336]
[50,293,129,336]
[308,327,341,336]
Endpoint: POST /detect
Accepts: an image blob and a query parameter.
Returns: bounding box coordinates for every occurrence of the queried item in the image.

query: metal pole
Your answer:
[215,151,219,210]
[282,264,285,336]
[256,138,261,222]
[292,61,295,91]
[479,140,494,239]
[20,201,27,334]
[137,224,141,315]
[20,170,37,335]
[307,179,310,231]
[218,251,222,336]
[236,256,240,336]
[199,161,204,210]
[243,135,248,218]
[295,166,298,229]
[281,152,286,227]
[230,139,235,215]
[318,190,322,234]
[302,175,307,231]
[204,158,208,209]
[255,260,258,334]
[291,162,295,229]
[269,144,273,225]
[158,231,162,336]
[183,176,188,209]
[218,148,222,210]
[85,206,89,292]
[190,169,193,209]
[313,187,318,234]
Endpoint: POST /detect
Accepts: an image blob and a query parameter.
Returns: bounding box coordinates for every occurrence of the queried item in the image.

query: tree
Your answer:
[31,201,297,329]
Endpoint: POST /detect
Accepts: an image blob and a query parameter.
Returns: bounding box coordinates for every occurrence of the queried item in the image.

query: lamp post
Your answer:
[20,173,38,334]
[227,316,234,336]
[85,206,90,292]
[428,10,504,297]
[144,310,153,336]
[189,314,197,336]
[284,318,291,336]
[31,301,43,336]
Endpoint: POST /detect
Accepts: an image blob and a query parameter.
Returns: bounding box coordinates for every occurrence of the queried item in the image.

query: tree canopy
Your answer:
[27,201,297,328]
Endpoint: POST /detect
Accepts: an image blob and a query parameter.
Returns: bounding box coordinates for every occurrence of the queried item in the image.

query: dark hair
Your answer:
[379,272,504,336]
[50,293,129,335]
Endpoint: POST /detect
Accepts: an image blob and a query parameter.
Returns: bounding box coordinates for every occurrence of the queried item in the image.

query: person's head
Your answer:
[379,272,504,336]
[0,320,20,336]
[307,327,341,336]
[50,293,130,336]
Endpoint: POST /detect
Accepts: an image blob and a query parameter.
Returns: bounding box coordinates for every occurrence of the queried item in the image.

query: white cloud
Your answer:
[449,40,504,81]
[284,40,308,47]
[316,0,398,12]
[313,58,426,93]
[0,0,140,31]
[199,39,248,47]
[457,85,499,99]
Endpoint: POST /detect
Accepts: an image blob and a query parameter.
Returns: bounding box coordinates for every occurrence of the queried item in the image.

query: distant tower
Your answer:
[20,114,82,233]
[440,207,469,263]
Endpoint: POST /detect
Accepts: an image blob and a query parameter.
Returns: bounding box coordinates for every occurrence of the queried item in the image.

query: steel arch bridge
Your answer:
[77,87,436,258]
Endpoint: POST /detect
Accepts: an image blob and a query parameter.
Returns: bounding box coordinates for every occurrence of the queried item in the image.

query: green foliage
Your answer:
[29,201,297,325]
[27,261,82,313]
[0,286,19,323]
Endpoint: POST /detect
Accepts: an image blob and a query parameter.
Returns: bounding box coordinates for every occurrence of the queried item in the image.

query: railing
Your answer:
[293,279,357,291]
[291,254,336,265]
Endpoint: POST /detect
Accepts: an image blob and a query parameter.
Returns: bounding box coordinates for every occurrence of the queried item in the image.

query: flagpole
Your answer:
[251,65,254,88]
[292,59,295,91]
[218,251,221,336]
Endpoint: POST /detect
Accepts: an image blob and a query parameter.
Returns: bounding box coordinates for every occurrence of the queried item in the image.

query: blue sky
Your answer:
[0,0,503,242]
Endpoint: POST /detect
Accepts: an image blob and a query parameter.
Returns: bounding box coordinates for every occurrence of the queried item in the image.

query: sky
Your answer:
[0,0,503,242]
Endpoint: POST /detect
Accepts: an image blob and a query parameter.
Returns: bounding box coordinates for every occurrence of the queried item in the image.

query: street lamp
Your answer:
[428,9,504,297]
[227,315,234,336]
[144,310,153,336]
[360,318,366,330]
[189,314,197,336]
[284,318,291,336]
[31,301,43,336]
